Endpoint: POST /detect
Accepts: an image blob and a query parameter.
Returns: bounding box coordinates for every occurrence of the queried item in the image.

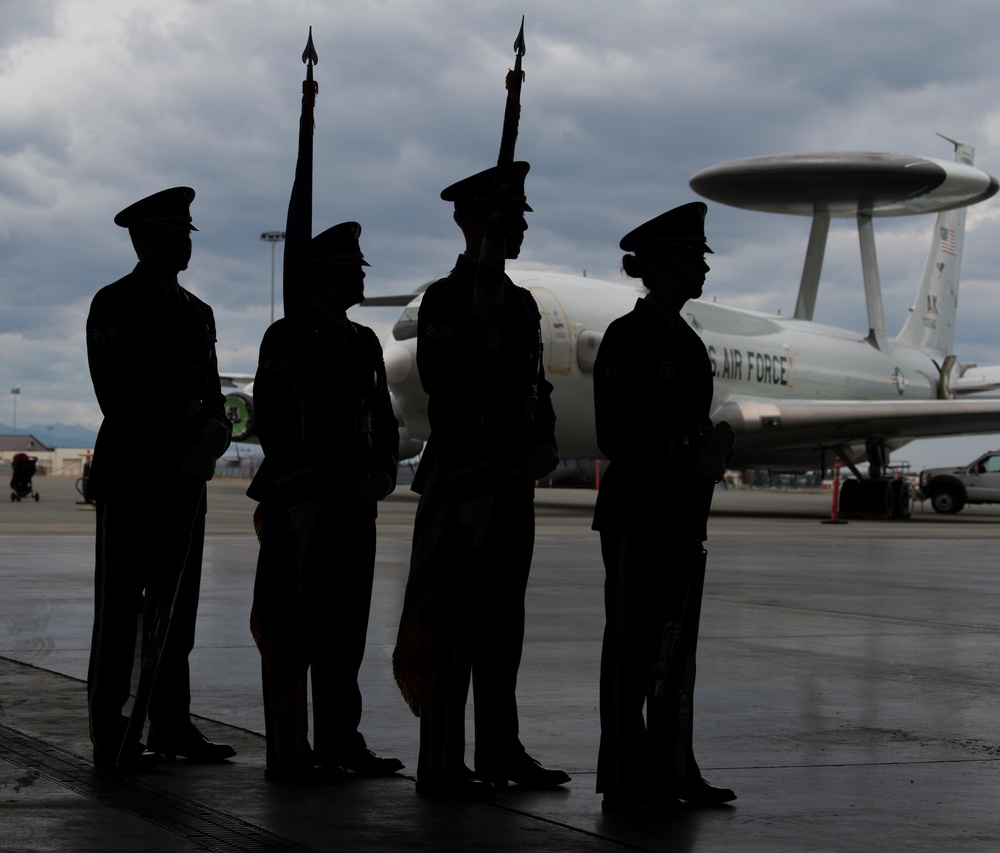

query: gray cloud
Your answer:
[2,0,1000,468]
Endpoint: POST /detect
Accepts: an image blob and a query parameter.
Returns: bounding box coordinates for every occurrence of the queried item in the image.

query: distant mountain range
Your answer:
[0,423,99,448]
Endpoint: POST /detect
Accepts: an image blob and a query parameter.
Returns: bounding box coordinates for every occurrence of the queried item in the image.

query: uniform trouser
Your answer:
[415,478,535,782]
[87,479,206,754]
[255,498,376,771]
[596,528,705,796]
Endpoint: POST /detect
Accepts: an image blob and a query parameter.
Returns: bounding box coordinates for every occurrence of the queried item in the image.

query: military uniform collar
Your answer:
[136,262,181,295]
[314,303,350,330]
[642,292,683,330]
[455,252,479,273]
[455,252,514,283]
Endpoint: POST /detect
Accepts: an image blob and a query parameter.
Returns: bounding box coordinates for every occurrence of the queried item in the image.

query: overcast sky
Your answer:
[3,0,1000,468]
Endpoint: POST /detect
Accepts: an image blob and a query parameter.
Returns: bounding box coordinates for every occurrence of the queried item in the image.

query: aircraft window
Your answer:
[392,305,420,341]
[577,329,604,374]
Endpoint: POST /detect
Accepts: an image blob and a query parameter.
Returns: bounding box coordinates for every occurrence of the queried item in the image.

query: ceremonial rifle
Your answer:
[283,28,318,778]
[440,17,528,785]
[285,28,318,392]
[469,16,526,393]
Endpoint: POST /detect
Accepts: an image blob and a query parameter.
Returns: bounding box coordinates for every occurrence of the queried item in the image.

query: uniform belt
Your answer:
[329,416,373,433]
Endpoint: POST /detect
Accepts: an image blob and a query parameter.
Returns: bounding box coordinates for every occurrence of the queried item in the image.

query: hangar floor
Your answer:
[2,477,999,852]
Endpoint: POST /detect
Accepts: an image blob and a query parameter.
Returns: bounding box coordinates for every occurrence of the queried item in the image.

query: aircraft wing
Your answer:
[361,294,418,307]
[715,398,1000,458]
[954,366,1000,395]
[219,373,255,389]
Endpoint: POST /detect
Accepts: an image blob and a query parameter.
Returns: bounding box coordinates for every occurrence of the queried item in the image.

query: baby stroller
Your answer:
[10,453,39,502]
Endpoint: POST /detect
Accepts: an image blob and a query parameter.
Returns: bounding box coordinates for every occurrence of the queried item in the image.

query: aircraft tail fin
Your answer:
[894,142,974,358]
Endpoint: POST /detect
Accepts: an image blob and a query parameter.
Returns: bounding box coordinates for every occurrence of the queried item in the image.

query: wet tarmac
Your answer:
[2,475,999,851]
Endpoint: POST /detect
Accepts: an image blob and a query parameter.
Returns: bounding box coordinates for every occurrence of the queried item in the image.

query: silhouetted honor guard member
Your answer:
[593,202,737,813]
[248,222,402,782]
[86,187,235,768]
[393,165,569,798]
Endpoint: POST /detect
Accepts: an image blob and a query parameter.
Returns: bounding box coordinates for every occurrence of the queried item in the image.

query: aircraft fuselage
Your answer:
[383,270,947,470]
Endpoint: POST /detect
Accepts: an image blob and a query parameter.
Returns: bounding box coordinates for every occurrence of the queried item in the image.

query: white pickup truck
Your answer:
[917,450,1000,514]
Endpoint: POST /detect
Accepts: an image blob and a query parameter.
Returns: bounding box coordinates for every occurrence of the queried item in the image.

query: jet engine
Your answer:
[393,395,424,460]
[225,392,256,443]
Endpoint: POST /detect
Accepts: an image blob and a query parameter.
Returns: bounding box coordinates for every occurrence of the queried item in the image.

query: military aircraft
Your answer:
[223,138,1000,516]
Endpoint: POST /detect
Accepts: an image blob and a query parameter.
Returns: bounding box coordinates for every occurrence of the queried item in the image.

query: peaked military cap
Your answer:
[312,221,370,266]
[440,162,533,211]
[114,186,198,231]
[620,201,713,254]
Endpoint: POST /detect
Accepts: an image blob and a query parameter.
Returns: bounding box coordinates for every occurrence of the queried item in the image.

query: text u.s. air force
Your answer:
[708,345,796,387]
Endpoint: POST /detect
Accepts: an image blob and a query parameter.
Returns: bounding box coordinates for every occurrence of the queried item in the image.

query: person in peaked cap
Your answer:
[113,186,200,230]
[85,187,235,769]
[618,201,714,256]
[440,161,533,211]
[393,163,569,798]
[592,201,737,813]
[247,222,402,783]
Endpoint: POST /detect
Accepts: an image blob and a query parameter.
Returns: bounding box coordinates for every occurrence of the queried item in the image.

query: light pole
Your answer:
[11,387,20,435]
[260,231,286,324]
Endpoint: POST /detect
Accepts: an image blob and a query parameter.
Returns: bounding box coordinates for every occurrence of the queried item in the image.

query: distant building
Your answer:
[0,435,93,478]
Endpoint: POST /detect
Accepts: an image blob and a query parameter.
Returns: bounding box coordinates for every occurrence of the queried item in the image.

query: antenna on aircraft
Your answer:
[936,132,964,150]
[936,133,975,165]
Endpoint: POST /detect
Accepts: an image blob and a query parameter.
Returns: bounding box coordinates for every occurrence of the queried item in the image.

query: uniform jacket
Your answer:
[85,263,229,500]
[411,254,556,497]
[592,296,716,536]
[246,311,399,512]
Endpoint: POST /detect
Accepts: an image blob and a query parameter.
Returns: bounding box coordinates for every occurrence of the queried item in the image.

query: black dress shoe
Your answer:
[147,724,236,763]
[479,751,571,789]
[416,776,495,800]
[341,748,404,776]
[602,793,679,816]
[677,776,737,806]
[92,714,165,770]
[313,763,347,782]
[265,763,344,784]
[601,793,639,814]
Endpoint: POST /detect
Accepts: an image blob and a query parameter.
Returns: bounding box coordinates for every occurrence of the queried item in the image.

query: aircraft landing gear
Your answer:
[838,477,911,519]
[835,440,912,520]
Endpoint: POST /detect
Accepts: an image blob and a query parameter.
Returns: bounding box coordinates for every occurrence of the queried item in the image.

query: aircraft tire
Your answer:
[886,479,911,520]
[838,479,859,515]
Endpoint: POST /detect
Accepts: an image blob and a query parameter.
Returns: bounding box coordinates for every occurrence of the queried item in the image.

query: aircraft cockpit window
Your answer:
[577,329,603,374]
[392,305,420,341]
